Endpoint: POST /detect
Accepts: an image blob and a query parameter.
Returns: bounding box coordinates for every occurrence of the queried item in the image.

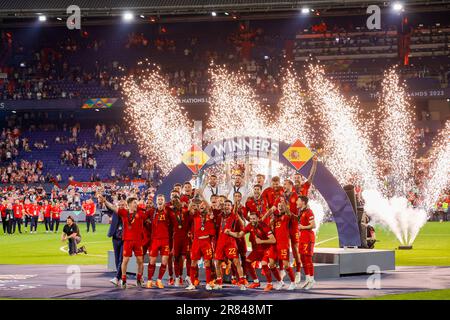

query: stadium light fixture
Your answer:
[140,15,145,19]
[38,15,47,22]
[301,8,310,14]
[211,11,217,17]
[224,12,229,16]
[392,2,404,12]
[123,12,134,22]
[56,17,62,21]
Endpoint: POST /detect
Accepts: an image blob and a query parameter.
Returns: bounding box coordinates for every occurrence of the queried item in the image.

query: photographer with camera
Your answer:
[61,216,87,255]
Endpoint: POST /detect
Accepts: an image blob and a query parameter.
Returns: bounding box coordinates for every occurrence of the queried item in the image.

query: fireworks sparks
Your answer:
[275,67,312,146]
[206,65,269,142]
[423,121,450,210]
[305,64,379,190]
[377,67,417,197]
[121,63,193,175]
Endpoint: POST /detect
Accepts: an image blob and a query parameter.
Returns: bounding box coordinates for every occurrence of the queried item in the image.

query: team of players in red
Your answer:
[98,160,318,292]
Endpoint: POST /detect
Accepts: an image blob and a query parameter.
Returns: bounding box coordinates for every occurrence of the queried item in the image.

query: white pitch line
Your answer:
[316,236,338,246]
[59,244,107,258]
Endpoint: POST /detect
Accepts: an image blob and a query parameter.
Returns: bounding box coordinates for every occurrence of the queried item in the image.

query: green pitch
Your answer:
[358,288,450,300]
[0,222,449,266]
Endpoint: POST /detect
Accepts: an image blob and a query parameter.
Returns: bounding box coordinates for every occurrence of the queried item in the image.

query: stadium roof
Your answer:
[0,0,449,21]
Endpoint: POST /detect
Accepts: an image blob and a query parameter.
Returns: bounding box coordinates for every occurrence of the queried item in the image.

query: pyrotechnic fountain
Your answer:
[121,62,448,248]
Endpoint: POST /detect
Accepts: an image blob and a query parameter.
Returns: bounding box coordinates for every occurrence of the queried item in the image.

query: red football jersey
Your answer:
[191,211,216,239]
[149,207,171,240]
[262,187,285,210]
[295,181,311,196]
[216,212,241,245]
[245,196,266,218]
[117,208,147,241]
[244,221,273,251]
[168,204,190,238]
[299,208,315,242]
[272,214,290,245]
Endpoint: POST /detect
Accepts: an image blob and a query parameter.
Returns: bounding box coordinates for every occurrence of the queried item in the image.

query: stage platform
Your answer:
[107,248,395,280]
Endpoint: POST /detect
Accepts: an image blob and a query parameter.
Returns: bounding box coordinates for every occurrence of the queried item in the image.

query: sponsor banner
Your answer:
[81,98,118,109]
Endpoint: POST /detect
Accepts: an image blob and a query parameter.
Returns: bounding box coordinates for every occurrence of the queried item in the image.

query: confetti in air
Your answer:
[121,63,193,175]
[377,67,417,197]
[423,121,450,211]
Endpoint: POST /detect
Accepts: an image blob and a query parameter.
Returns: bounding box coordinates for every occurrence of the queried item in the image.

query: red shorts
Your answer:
[299,242,314,256]
[150,238,170,257]
[191,238,213,261]
[142,239,152,255]
[246,249,266,262]
[172,237,189,257]
[237,238,247,256]
[214,241,239,261]
[123,240,143,258]
[276,243,290,261]
[290,230,300,244]
[261,245,277,263]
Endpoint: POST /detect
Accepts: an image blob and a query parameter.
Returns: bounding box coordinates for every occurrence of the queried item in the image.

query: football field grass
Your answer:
[0,221,449,266]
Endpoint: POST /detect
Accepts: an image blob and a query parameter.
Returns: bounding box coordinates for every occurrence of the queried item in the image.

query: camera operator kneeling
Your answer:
[62,216,87,255]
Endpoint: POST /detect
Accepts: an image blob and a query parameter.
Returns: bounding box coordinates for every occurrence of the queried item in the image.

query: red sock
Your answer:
[306,256,314,276]
[286,266,295,282]
[148,263,156,280]
[210,261,216,278]
[194,265,199,280]
[262,265,272,283]
[205,266,212,283]
[270,266,281,281]
[231,263,238,278]
[295,258,302,272]
[158,264,167,280]
[216,277,223,285]
[137,273,142,281]
[189,264,196,280]
[174,257,181,278]
[178,257,185,277]
[121,274,127,282]
[168,255,173,277]
[239,276,246,285]
[186,256,191,276]
[246,261,257,280]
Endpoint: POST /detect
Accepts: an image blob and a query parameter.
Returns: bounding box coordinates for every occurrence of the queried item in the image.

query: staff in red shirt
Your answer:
[186,200,216,291]
[29,201,40,233]
[23,199,32,232]
[99,194,147,289]
[82,198,96,233]
[297,195,316,290]
[43,200,52,233]
[0,201,7,234]
[51,201,62,233]
[147,194,171,289]
[13,199,24,234]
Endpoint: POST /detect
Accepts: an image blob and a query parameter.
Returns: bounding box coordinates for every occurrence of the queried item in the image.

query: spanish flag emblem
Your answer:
[283,140,313,171]
[182,145,210,174]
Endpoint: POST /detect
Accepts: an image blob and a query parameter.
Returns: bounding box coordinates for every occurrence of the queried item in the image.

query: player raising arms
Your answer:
[186,200,216,290]
[168,190,191,287]
[226,212,282,291]
[147,194,171,289]
[263,201,297,290]
[98,194,146,289]
[283,179,302,284]
[297,195,316,290]
[217,200,247,290]
[293,156,318,196]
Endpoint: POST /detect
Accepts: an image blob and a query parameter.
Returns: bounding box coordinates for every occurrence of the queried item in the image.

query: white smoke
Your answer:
[362,189,428,245]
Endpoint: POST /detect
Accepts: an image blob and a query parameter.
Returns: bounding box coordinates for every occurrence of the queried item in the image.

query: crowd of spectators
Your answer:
[0,160,46,184]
